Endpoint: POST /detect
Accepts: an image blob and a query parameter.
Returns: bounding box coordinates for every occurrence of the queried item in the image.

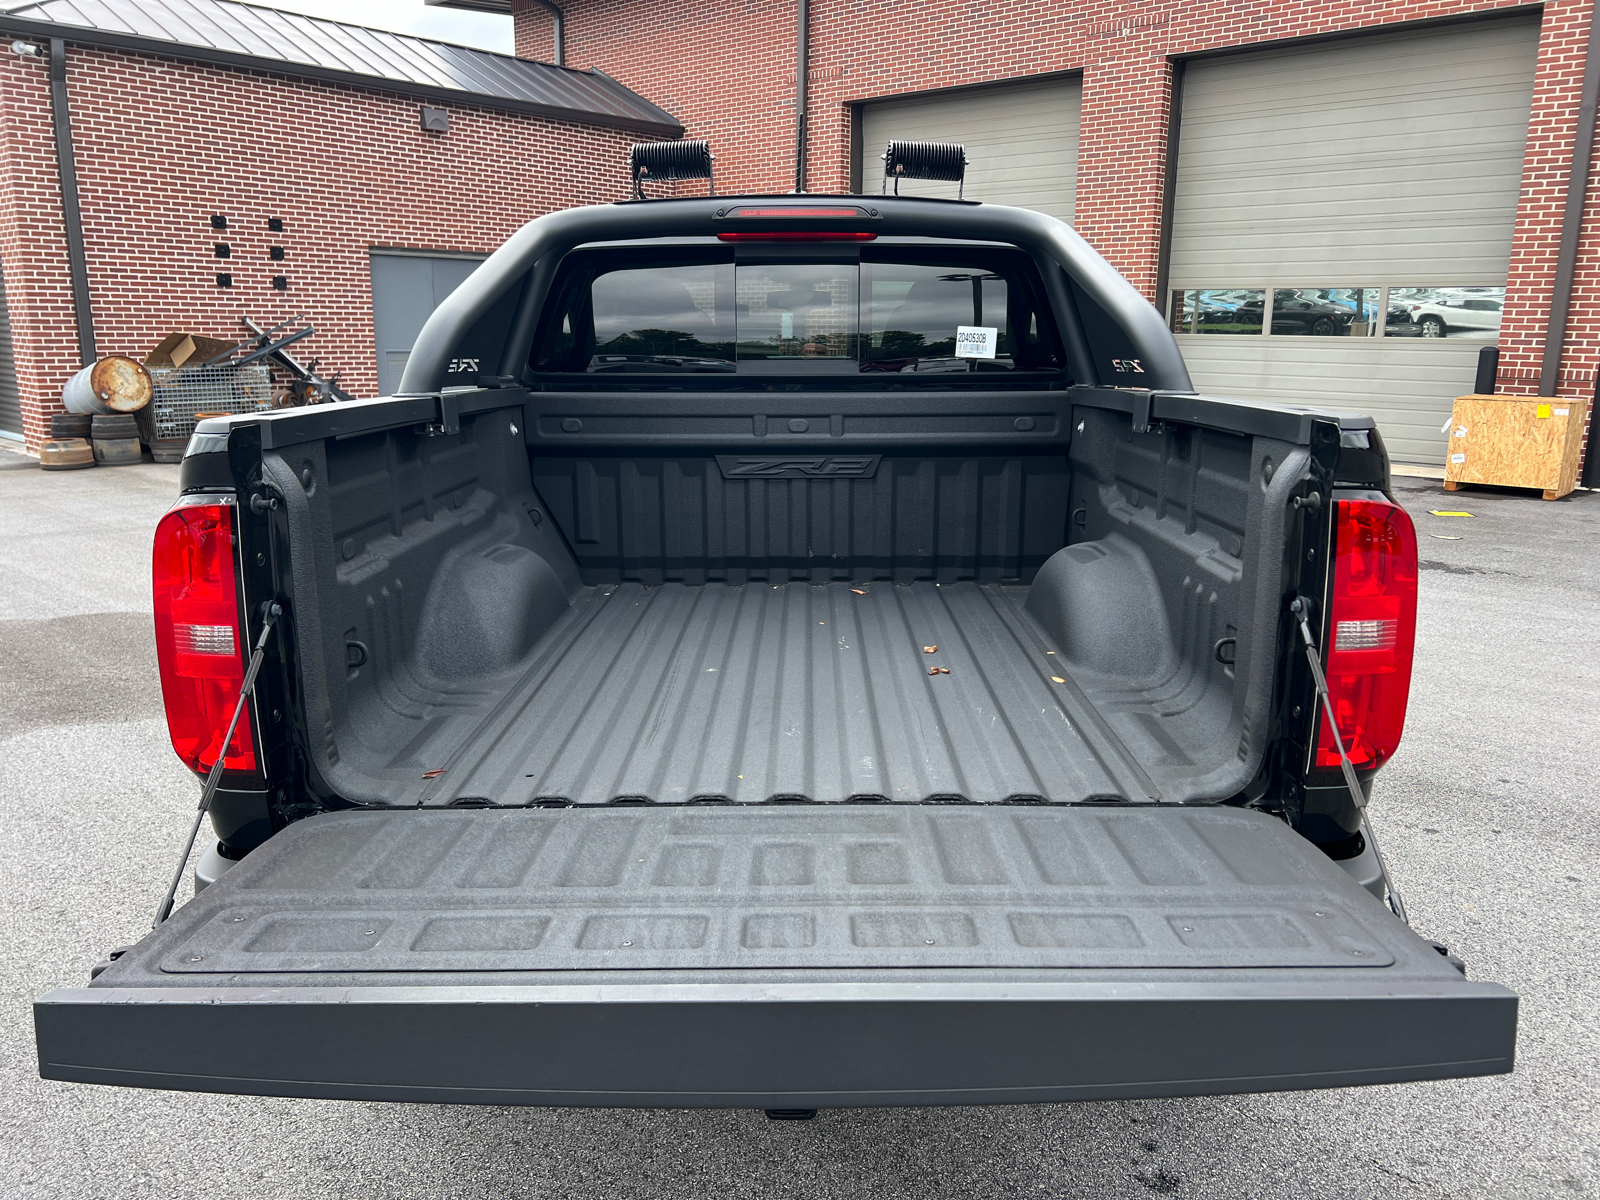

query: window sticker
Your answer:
[955,325,997,359]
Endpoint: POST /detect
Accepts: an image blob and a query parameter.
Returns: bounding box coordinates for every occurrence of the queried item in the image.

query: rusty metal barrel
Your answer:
[62,355,153,415]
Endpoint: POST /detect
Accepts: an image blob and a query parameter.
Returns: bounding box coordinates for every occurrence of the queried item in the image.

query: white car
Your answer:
[1401,293,1503,338]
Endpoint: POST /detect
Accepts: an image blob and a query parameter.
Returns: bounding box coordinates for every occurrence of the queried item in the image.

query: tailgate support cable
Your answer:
[1289,596,1409,925]
[153,602,281,928]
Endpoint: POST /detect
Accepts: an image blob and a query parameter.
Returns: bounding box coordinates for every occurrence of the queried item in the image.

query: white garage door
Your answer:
[860,76,1081,222]
[370,251,486,396]
[1168,17,1538,465]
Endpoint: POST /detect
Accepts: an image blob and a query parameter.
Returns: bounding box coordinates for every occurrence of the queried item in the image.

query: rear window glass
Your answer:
[590,263,734,370]
[534,249,1062,375]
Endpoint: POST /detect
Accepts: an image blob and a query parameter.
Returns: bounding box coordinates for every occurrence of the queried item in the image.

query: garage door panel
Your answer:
[1172,19,1537,283]
[861,78,1080,222]
[1170,16,1537,464]
[1180,340,1480,465]
[0,261,19,437]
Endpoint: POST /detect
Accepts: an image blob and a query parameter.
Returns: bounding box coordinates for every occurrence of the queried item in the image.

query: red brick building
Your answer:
[2,0,1594,471]
[474,0,1599,469]
[0,0,677,450]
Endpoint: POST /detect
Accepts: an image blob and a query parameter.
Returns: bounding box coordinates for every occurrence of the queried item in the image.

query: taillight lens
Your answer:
[1314,498,1418,773]
[152,496,257,776]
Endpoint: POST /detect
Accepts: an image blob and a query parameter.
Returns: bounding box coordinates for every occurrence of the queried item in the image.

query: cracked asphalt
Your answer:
[0,446,1595,1199]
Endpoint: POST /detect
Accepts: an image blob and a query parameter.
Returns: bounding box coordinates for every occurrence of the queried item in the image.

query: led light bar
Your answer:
[630,139,715,199]
[882,140,969,197]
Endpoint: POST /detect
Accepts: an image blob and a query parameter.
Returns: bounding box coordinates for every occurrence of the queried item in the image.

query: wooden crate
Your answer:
[1442,394,1590,500]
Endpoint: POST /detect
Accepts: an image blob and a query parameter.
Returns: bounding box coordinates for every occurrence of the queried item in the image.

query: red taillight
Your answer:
[152,496,257,776]
[1314,498,1418,773]
[717,231,877,242]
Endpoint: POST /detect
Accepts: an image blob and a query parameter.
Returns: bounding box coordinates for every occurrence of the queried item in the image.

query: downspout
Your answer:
[530,0,564,67]
[794,0,809,192]
[49,38,95,367]
[1538,0,1600,398]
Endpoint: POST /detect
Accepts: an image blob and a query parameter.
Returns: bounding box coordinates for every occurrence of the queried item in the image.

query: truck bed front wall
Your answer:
[38,978,1513,1107]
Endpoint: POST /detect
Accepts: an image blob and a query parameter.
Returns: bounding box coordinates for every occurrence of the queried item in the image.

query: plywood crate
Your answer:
[1442,394,1590,500]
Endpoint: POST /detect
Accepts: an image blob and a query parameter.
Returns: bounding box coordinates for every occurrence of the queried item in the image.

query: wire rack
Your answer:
[146,364,273,441]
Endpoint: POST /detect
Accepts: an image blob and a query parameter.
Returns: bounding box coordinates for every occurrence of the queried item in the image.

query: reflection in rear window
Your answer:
[590,263,734,370]
[535,250,1063,375]
[863,265,1011,372]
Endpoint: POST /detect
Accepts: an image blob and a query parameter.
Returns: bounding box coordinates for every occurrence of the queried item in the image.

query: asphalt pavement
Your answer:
[0,446,1595,1199]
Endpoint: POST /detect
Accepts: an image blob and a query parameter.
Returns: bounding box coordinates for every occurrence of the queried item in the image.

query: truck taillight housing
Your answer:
[152,496,257,777]
[1315,498,1418,773]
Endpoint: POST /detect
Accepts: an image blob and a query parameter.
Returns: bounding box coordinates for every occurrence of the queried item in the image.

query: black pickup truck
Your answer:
[35,194,1516,1111]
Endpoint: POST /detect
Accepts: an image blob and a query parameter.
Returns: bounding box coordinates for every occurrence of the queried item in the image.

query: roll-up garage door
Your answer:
[0,260,21,439]
[370,251,485,396]
[1167,17,1538,465]
[860,76,1081,222]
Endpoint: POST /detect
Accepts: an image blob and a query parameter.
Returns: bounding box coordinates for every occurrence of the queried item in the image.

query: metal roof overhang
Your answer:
[0,12,680,137]
[425,0,514,12]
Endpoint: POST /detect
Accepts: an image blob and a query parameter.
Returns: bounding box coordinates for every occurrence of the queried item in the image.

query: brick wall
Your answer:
[537,0,1600,429]
[0,45,638,450]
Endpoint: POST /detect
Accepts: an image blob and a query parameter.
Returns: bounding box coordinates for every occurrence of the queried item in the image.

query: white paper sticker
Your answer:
[1450,453,1466,464]
[1454,427,1468,437]
[1555,407,1570,415]
[955,326,997,359]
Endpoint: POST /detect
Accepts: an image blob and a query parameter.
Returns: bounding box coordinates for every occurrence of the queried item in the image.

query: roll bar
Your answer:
[397,197,1193,396]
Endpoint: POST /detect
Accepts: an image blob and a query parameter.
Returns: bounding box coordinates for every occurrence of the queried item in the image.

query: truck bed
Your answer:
[419,580,1193,806]
[295,400,1288,811]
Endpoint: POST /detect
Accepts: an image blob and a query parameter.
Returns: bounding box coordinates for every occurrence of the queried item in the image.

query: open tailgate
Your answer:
[36,807,1516,1107]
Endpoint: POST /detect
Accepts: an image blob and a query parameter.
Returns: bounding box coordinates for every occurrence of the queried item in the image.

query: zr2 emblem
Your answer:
[715,455,882,480]
[1111,358,1145,375]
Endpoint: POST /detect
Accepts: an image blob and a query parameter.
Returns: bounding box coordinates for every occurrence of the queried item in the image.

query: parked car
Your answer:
[1235,289,1356,336]
[1403,294,1503,338]
[35,195,1517,1115]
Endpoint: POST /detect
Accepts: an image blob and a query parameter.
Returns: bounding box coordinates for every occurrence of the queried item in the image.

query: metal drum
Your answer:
[62,356,154,414]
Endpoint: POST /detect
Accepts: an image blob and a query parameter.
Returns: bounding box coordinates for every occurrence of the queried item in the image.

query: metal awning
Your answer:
[0,0,680,135]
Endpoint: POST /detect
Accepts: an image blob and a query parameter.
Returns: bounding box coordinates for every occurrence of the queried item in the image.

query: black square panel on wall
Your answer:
[271,275,288,290]
[216,273,233,287]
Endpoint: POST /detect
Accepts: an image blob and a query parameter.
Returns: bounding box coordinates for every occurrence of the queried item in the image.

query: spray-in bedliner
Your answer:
[410,579,1218,806]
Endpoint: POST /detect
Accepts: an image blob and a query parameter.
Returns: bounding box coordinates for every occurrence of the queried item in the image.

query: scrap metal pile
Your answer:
[40,317,354,470]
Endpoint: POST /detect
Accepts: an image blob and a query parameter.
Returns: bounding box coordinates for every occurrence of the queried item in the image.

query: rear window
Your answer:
[533,247,1063,376]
